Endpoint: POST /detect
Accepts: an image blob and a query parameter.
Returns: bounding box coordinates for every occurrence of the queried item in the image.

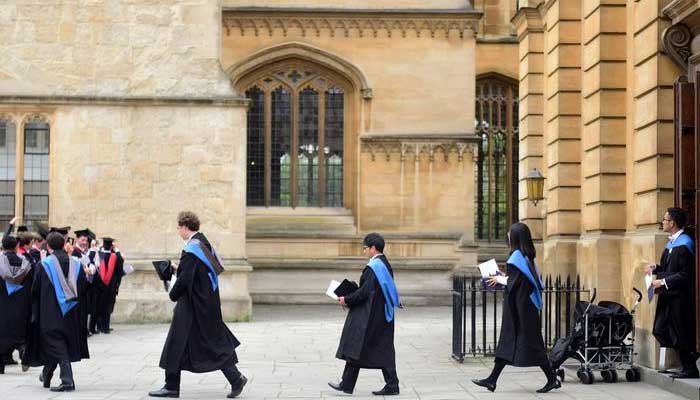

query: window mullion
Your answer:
[16,120,24,224]
[318,91,326,208]
[264,89,272,207]
[291,90,299,208]
[505,85,514,228]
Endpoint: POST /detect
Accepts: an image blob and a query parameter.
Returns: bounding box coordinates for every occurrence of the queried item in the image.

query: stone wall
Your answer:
[0,0,234,97]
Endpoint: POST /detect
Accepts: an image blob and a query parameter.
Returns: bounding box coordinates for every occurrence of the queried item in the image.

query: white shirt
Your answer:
[370,253,383,262]
[660,229,685,289]
[187,231,199,242]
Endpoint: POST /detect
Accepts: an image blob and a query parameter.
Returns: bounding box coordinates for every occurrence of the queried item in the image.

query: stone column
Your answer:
[513,6,546,241]
[578,0,627,302]
[625,0,681,368]
[542,0,582,278]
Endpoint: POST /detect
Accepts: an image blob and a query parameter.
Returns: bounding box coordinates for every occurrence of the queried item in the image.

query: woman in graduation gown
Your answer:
[472,222,560,393]
[0,235,33,374]
[149,211,246,399]
[24,232,89,392]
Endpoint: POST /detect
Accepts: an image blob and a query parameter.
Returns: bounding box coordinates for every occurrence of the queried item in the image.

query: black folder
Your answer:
[334,279,359,297]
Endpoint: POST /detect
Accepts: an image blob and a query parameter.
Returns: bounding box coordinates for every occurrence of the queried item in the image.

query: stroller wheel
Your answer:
[602,370,618,383]
[557,368,565,382]
[580,370,594,385]
[625,368,641,382]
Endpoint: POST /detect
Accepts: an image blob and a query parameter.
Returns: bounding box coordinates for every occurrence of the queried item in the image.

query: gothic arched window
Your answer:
[241,61,348,208]
[475,75,519,241]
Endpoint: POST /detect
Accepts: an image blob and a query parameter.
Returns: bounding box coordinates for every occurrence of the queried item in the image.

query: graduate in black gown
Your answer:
[72,229,97,349]
[149,211,246,399]
[25,232,88,392]
[0,235,33,374]
[645,207,699,378]
[330,233,402,396]
[92,237,124,334]
[472,222,560,393]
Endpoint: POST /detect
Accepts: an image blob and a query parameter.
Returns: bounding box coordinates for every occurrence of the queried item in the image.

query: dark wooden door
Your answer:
[674,75,699,347]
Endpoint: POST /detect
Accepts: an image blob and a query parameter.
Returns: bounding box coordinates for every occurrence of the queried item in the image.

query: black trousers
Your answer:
[340,362,399,391]
[42,360,74,386]
[165,363,242,391]
[678,349,699,373]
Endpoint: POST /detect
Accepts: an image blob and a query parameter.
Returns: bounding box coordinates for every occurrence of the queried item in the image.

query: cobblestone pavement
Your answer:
[0,305,686,399]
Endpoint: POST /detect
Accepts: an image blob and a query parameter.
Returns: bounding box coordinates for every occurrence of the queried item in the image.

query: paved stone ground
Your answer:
[0,305,687,400]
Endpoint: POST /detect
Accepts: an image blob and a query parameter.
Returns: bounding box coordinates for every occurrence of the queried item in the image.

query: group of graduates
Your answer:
[0,209,406,398]
[0,219,125,391]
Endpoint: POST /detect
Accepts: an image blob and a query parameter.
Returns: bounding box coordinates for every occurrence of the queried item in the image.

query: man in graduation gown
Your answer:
[25,232,88,392]
[72,229,96,349]
[330,233,402,396]
[646,207,699,378]
[92,237,123,334]
[0,235,33,374]
[149,211,246,399]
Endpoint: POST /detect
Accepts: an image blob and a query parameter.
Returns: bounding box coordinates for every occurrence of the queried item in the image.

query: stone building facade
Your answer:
[0,0,522,320]
[513,0,699,367]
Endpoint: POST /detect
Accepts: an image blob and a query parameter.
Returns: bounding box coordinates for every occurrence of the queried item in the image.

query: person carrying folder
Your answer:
[329,232,402,396]
[149,211,247,399]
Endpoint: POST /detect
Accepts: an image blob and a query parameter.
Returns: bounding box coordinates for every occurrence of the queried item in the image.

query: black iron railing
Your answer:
[452,274,589,362]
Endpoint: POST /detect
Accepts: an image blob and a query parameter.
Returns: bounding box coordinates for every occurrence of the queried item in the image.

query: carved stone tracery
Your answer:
[223,12,480,39]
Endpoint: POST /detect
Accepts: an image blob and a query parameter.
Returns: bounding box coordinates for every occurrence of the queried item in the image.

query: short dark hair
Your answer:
[667,207,687,230]
[363,232,385,253]
[46,232,66,251]
[508,222,537,261]
[177,211,200,231]
[17,232,33,247]
[2,235,17,251]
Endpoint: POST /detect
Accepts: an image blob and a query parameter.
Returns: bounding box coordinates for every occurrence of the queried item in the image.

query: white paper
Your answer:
[326,280,341,300]
[123,264,134,275]
[478,259,500,278]
[495,275,508,286]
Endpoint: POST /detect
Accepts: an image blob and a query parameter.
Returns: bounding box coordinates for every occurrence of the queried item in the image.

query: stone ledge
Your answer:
[249,258,457,271]
[638,365,700,400]
[222,7,482,17]
[0,95,249,108]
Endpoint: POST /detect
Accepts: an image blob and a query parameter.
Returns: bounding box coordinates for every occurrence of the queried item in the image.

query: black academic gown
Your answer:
[653,244,697,352]
[93,249,124,320]
[25,250,88,366]
[0,252,33,354]
[159,232,239,373]
[335,255,396,369]
[494,261,548,367]
[72,247,91,356]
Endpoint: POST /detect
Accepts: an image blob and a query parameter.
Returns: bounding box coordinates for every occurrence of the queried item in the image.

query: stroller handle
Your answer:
[633,287,642,302]
[589,287,597,304]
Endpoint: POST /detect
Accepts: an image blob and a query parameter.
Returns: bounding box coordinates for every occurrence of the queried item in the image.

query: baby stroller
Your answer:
[548,288,643,384]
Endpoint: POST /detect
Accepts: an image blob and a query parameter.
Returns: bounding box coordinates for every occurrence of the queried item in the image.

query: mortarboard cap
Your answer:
[75,228,96,240]
[152,260,173,292]
[50,226,71,236]
[35,222,50,240]
[17,225,28,233]
[102,237,116,249]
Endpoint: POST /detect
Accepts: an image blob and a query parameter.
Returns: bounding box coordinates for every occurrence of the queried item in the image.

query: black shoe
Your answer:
[50,383,75,392]
[0,365,4,374]
[89,329,98,335]
[148,387,180,398]
[372,385,400,395]
[40,372,52,388]
[21,364,29,372]
[671,371,699,379]
[227,375,248,398]
[328,382,353,394]
[471,378,496,392]
[536,379,561,393]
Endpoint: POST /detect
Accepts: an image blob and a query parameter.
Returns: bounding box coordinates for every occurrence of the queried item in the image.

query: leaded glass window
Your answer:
[241,61,347,208]
[475,76,519,241]
[23,119,50,227]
